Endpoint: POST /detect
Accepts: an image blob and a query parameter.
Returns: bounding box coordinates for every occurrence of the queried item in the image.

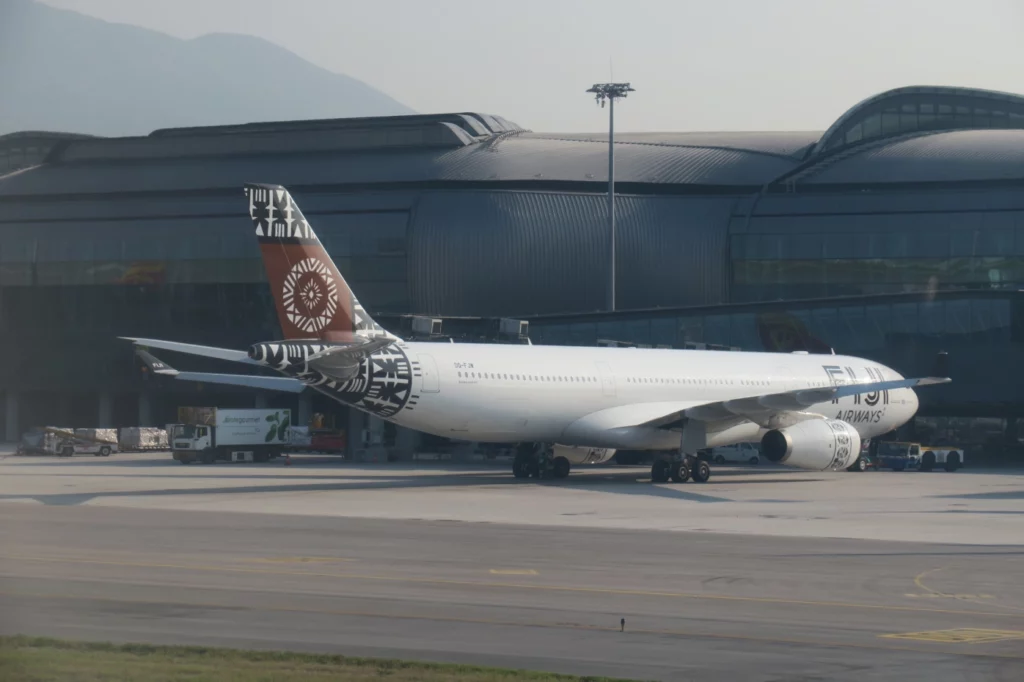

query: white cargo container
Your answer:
[119,427,169,452]
[170,407,291,464]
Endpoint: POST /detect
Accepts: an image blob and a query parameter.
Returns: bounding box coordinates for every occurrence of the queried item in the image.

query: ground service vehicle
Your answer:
[874,441,963,472]
[875,441,919,470]
[170,407,291,464]
[118,427,168,452]
[33,428,118,458]
[704,442,761,465]
[918,445,964,471]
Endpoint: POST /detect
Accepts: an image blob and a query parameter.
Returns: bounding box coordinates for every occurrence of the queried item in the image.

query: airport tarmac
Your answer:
[0,451,1022,545]
[1,452,1023,680]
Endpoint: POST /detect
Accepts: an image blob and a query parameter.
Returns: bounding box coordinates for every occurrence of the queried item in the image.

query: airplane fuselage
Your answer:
[254,340,918,456]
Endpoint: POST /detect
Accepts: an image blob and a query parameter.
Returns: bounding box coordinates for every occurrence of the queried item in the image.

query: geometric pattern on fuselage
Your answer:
[251,341,414,418]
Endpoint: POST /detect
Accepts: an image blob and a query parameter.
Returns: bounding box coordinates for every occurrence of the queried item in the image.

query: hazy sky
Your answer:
[40,0,1024,133]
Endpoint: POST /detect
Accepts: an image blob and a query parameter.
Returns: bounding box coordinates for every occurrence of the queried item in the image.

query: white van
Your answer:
[704,442,761,465]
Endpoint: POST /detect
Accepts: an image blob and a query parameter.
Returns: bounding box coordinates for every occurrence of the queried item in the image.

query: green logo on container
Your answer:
[264,411,290,442]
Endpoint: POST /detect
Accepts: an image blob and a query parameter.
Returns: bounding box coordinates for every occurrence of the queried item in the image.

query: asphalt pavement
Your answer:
[2,503,1023,681]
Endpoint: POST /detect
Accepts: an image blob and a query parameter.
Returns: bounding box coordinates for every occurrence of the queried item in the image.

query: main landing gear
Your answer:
[512,444,571,480]
[651,454,711,484]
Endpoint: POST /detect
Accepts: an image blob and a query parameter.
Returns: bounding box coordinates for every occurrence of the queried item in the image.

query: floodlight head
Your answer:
[586,82,635,103]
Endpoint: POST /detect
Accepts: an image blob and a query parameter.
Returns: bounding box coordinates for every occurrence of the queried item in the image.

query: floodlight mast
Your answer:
[586,82,634,312]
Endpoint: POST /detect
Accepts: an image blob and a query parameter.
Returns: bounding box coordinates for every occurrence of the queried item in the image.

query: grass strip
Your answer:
[0,635,647,682]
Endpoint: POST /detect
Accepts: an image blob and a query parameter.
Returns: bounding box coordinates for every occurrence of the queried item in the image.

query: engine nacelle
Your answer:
[760,419,861,471]
[553,444,617,465]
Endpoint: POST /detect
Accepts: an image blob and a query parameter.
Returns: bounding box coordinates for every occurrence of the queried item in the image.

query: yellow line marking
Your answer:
[881,629,1024,644]
[905,594,994,600]
[913,567,946,596]
[0,554,1020,619]
[247,557,353,564]
[3,589,1023,661]
[489,569,538,575]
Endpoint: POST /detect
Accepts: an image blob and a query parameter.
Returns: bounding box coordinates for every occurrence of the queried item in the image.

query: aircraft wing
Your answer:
[135,349,305,393]
[670,375,949,426]
[568,353,951,444]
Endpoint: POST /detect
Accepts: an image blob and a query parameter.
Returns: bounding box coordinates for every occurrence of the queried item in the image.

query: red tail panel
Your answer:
[245,184,386,342]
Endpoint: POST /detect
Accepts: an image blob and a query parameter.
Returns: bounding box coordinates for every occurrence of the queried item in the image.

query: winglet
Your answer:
[136,349,179,376]
[930,351,949,380]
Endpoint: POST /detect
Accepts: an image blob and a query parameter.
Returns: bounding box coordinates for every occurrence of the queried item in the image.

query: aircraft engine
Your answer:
[760,419,861,471]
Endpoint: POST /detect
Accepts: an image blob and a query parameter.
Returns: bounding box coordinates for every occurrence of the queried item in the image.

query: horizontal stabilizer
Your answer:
[173,372,306,393]
[122,337,256,365]
[134,346,304,393]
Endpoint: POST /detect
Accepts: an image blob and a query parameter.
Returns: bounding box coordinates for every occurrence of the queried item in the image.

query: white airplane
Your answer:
[126,183,950,483]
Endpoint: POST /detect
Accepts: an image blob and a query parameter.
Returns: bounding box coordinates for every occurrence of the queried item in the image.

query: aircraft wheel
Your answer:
[552,456,571,479]
[670,461,690,483]
[691,460,711,483]
[651,460,670,483]
[920,452,936,472]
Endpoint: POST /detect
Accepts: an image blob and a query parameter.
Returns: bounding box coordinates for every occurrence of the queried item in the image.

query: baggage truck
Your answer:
[170,407,291,464]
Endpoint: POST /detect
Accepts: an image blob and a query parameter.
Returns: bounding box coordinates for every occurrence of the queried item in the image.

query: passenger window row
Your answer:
[457,372,598,383]
[626,377,771,387]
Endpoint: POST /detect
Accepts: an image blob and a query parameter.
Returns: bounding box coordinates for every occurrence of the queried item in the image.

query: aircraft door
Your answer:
[418,354,440,393]
[595,361,616,397]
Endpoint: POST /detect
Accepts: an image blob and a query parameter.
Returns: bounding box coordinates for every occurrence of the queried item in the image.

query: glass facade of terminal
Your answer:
[0,211,410,309]
[730,214,1024,302]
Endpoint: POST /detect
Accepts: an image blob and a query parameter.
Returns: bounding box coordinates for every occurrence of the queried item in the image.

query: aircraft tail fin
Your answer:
[244,183,393,342]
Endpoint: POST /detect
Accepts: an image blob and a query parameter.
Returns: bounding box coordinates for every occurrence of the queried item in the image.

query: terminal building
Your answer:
[1,85,1023,456]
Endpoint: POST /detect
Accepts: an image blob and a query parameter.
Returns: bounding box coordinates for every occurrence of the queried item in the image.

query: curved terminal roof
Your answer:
[803,129,1024,185]
[2,86,1024,197]
[0,118,806,197]
[0,130,97,176]
[809,85,1024,157]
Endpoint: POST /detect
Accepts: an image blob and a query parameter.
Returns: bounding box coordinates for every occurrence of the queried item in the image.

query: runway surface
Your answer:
[2,502,1024,681]
[1,452,1023,680]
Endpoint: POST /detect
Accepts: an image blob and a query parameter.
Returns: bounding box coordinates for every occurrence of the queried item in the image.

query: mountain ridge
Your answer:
[0,0,414,137]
